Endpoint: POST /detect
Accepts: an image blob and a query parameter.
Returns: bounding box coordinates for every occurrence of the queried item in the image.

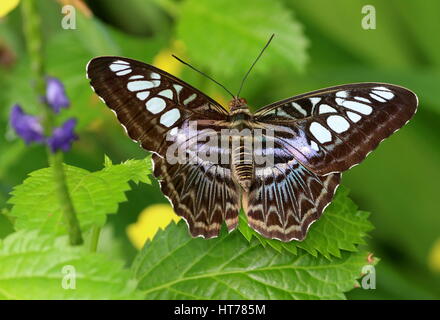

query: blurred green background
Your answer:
[0,0,439,299]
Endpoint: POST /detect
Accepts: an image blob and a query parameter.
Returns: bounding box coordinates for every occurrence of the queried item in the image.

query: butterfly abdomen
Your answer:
[231,134,254,191]
[229,101,255,191]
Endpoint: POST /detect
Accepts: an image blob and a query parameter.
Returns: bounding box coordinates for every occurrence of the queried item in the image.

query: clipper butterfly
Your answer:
[86,56,417,242]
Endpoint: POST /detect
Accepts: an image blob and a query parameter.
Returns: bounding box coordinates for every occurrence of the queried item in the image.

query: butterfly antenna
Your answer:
[172,54,235,99]
[236,34,275,98]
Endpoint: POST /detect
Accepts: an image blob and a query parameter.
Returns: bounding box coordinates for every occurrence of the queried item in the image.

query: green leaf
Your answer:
[132,221,369,299]
[238,186,373,259]
[0,230,141,299]
[0,212,13,239]
[104,154,113,168]
[177,0,308,88]
[8,156,151,235]
[287,0,415,68]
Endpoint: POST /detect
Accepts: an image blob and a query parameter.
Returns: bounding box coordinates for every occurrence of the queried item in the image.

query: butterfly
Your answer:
[86,56,418,242]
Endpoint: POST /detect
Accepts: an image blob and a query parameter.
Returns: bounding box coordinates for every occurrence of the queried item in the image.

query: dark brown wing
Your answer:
[86,56,229,156]
[254,83,418,175]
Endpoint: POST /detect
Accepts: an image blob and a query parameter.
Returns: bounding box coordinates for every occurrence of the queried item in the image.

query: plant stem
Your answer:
[50,153,83,245]
[21,0,83,245]
[89,226,101,253]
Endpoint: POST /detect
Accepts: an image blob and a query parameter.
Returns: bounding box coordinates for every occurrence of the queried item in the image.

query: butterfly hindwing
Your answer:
[254,83,418,175]
[86,56,229,156]
[243,138,341,241]
[152,153,241,238]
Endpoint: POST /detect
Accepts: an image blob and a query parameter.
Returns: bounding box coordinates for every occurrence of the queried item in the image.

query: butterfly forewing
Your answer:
[86,56,229,157]
[254,83,418,175]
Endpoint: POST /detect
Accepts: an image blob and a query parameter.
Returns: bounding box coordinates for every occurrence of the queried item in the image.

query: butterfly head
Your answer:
[229,97,249,113]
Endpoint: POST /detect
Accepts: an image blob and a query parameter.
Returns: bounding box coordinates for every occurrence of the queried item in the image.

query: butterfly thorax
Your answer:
[229,97,253,123]
[228,97,255,192]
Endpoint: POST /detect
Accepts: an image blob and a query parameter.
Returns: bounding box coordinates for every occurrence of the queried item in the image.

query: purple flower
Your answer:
[10,105,45,144]
[45,76,69,113]
[47,118,78,153]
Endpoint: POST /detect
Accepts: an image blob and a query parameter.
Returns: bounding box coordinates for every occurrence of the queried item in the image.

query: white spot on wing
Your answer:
[374,86,392,92]
[169,127,178,136]
[127,80,154,92]
[310,122,332,143]
[372,87,394,100]
[291,102,307,116]
[310,141,319,151]
[113,60,129,65]
[129,75,144,80]
[336,91,348,98]
[110,63,129,72]
[336,98,372,115]
[116,69,131,76]
[327,115,350,133]
[173,84,183,94]
[160,108,180,127]
[151,72,161,80]
[354,96,371,103]
[347,111,362,123]
[319,104,337,114]
[369,93,386,102]
[158,89,174,100]
[183,93,197,105]
[309,97,321,106]
[146,97,166,114]
[136,91,149,100]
